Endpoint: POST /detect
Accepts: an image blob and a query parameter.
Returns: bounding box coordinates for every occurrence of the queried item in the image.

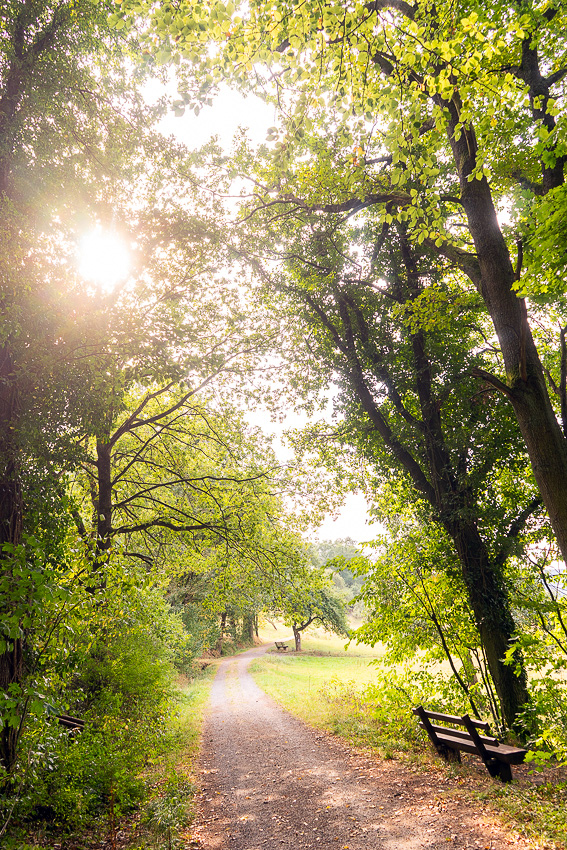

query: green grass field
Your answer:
[251,628,385,730]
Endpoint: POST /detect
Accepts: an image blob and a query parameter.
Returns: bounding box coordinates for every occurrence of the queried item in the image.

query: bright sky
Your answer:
[245,405,383,544]
[314,492,381,543]
[158,85,275,149]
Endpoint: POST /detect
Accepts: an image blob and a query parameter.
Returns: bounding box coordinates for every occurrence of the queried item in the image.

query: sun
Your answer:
[77,228,131,292]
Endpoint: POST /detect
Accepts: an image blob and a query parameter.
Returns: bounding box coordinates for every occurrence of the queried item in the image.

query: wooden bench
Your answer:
[57,714,85,735]
[414,705,527,782]
[274,641,289,651]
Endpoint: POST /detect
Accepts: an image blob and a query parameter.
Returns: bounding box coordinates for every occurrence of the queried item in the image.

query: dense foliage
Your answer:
[113,0,567,751]
[0,2,349,844]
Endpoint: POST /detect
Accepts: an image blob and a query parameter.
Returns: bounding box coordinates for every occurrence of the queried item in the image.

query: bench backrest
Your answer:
[418,708,490,732]
[414,706,499,749]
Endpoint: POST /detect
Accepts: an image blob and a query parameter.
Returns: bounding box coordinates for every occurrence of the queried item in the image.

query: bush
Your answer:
[516,668,567,767]
[1,561,191,840]
[21,627,177,831]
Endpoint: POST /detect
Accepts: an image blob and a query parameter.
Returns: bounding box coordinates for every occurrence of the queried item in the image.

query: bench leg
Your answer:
[497,761,512,782]
[485,758,512,782]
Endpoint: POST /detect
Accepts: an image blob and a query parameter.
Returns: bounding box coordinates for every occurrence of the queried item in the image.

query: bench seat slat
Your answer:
[419,721,498,747]
[434,732,526,764]
[57,714,85,732]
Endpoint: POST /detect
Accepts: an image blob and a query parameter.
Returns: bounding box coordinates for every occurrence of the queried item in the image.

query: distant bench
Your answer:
[414,705,527,782]
[274,641,289,651]
[57,714,85,735]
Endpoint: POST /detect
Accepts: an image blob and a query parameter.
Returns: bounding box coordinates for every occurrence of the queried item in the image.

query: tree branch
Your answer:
[366,0,416,21]
[112,518,225,536]
[471,368,514,398]
[507,497,543,542]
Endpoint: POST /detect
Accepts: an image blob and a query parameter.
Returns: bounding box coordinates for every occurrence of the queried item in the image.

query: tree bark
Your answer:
[446,105,567,570]
[293,625,302,652]
[444,516,528,728]
[0,346,23,774]
[95,440,113,556]
[217,611,227,655]
[243,612,255,643]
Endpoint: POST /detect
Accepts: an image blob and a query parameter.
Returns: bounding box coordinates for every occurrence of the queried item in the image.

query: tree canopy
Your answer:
[122,0,567,561]
[113,0,567,727]
[0,0,322,783]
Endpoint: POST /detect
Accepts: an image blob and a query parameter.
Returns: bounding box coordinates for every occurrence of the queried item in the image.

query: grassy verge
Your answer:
[475,781,567,849]
[251,640,567,850]
[123,664,218,850]
[251,638,384,732]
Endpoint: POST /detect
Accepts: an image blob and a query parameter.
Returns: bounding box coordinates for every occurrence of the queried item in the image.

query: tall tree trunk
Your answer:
[404,229,531,729]
[217,611,227,655]
[336,276,530,728]
[95,440,112,556]
[445,518,528,729]
[243,611,255,643]
[0,345,23,774]
[293,625,301,652]
[448,109,567,569]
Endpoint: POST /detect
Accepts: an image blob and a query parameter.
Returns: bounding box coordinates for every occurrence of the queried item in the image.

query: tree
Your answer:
[355,496,515,727]
[0,0,127,776]
[127,0,567,570]
[267,557,348,650]
[76,388,267,555]
[260,216,542,724]
[0,0,268,775]
[287,584,348,651]
[72,384,290,578]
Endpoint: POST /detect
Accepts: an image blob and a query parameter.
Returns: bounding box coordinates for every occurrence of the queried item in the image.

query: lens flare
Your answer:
[78,228,130,291]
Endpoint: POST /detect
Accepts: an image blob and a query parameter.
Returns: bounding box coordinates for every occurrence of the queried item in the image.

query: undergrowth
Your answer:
[475,780,567,848]
[3,664,216,850]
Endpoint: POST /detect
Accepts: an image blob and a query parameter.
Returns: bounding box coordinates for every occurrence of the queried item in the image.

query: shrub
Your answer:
[143,773,196,849]
[2,562,189,839]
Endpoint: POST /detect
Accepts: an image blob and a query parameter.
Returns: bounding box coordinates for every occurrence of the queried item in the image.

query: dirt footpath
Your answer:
[191,645,537,850]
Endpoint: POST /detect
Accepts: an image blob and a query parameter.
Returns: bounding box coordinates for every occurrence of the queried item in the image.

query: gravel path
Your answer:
[191,645,537,850]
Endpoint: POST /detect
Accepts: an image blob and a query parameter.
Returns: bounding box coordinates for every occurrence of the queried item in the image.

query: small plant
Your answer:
[143,774,196,849]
